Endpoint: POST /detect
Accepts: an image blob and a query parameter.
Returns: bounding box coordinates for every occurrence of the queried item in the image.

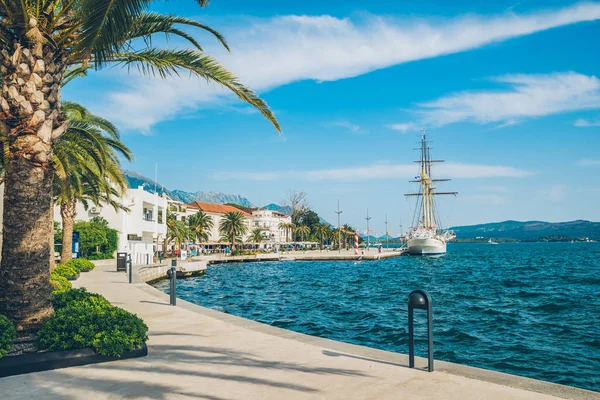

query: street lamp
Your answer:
[385,214,389,249]
[335,200,343,254]
[365,209,372,252]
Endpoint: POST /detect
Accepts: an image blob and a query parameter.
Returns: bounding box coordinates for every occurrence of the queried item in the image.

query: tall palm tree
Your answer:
[219,211,248,251]
[55,102,132,263]
[166,215,191,255]
[278,221,294,243]
[296,225,310,242]
[0,1,280,330]
[250,228,264,244]
[316,224,330,250]
[188,211,214,244]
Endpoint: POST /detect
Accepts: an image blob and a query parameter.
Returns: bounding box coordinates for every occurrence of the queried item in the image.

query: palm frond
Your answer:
[110,49,280,132]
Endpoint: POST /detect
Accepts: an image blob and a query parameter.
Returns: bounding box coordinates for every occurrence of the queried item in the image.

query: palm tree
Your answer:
[166,214,191,255]
[316,224,330,250]
[188,211,214,244]
[0,1,280,330]
[296,225,310,242]
[219,211,248,251]
[55,102,132,263]
[250,228,264,244]
[278,221,294,243]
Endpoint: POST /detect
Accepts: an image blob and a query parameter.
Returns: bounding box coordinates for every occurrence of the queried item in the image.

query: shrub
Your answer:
[66,258,95,272]
[0,315,16,359]
[52,288,110,311]
[53,264,78,279]
[50,270,72,293]
[87,252,114,260]
[39,293,148,357]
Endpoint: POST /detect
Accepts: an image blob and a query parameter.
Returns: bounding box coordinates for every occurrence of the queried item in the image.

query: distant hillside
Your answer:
[450,220,600,240]
[124,170,255,207]
[261,203,292,215]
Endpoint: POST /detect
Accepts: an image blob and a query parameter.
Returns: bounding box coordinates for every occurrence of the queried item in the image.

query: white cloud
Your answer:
[88,2,600,131]
[328,121,361,133]
[388,123,418,133]
[415,72,600,127]
[574,118,600,127]
[213,162,534,182]
[577,158,600,166]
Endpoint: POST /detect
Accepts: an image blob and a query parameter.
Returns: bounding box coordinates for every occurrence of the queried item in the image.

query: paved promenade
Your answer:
[1,264,597,400]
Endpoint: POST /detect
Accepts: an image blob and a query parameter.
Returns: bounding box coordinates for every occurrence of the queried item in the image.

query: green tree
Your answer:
[250,228,264,244]
[278,221,294,243]
[301,210,321,234]
[219,211,248,251]
[166,212,191,254]
[55,102,132,263]
[73,221,107,257]
[188,211,214,244]
[0,0,280,330]
[296,225,310,242]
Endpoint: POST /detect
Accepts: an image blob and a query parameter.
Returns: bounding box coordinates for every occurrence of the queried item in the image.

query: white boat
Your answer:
[405,131,457,256]
[488,239,499,245]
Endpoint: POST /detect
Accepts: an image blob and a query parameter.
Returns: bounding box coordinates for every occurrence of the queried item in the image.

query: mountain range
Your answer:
[124,170,255,207]
[449,220,600,240]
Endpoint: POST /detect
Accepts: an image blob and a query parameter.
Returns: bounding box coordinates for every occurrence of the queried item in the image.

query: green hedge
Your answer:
[50,270,72,293]
[66,258,95,272]
[0,315,16,359]
[53,264,78,279]
[39,289,148,357]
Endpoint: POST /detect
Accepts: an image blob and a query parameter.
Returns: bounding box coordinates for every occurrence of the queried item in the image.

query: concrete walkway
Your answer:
[0,264,597,400]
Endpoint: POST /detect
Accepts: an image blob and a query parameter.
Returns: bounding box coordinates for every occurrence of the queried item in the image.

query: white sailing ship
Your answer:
[405,131,457,255]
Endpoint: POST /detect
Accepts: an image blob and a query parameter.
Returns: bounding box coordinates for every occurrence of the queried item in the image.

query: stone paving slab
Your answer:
[0,264,598,400]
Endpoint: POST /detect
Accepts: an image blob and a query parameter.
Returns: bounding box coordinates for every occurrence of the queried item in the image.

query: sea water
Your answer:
[154,242,600,391]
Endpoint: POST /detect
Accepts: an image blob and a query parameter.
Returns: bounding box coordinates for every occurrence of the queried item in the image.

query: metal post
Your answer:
[385,214,389,249]
[408,289,434,372]
[128,254,133,284]
[365,209,371,252]
[169,259,177,306]
[335,200,342,254]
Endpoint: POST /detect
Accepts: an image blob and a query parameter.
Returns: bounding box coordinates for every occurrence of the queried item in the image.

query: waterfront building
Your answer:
[53,186,168,264]
[185,201,253,245]
[251,209,292,245]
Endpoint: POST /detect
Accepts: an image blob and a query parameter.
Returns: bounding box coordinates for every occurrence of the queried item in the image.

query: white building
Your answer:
[54,186,167,264]
[251,209,291,244]
[184,201,253,244]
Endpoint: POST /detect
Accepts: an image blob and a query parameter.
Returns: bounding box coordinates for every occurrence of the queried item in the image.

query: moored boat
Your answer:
[405,131,457,255]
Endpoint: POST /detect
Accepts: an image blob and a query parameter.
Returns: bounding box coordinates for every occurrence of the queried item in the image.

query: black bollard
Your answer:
[408,289,434,372]
[169,266,177,306]
[128,254,133,284]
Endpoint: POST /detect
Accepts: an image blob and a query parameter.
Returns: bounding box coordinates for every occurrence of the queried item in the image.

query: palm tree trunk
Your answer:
[60,200,77,263]
[0,46,66,331]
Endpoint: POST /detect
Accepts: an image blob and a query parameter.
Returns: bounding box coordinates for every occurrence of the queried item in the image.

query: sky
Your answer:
[64,0,600,235]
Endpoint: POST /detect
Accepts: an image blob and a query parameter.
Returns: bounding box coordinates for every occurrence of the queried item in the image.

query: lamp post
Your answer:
[385,214,389,249]
[335,200,343,254]
[365,209,372,252]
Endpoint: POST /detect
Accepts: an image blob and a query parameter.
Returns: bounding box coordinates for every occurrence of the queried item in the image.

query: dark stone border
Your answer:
[0,343,147,378]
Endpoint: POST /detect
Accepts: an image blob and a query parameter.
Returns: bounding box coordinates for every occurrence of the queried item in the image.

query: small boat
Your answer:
[488,239,499,245]
[280,256,296,261]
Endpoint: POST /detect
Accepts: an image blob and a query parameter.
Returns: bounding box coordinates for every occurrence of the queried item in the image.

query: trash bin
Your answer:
[117,252,128,271]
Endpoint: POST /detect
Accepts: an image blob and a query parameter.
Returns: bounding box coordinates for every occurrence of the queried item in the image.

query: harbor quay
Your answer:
[1,262,597,400]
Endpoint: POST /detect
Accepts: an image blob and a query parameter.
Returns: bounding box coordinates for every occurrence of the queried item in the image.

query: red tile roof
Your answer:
[186,201,252,217]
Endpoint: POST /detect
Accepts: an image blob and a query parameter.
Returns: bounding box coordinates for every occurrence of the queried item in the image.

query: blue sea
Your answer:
[154,242,600,392]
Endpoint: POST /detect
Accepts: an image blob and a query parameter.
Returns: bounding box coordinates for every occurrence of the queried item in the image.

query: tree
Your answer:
[250,228,264,244]
[188,211,214,244]
[296,225,310,242]
[316,224,331,250]
[300,210,320,234]
[219,211,248,251]
[166,211,191,254]
[285,190,308,240]
[278,221,294,243]
[0,1,280,330]
[55,102,132,263]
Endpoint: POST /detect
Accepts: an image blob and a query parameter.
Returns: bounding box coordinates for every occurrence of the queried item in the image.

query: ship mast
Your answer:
[405,130,457,231]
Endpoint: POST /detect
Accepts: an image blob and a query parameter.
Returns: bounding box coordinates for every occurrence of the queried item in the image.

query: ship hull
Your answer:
[407,237,446,255]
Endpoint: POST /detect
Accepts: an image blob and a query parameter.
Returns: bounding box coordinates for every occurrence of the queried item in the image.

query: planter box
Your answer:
[66,273,80,281]
[0,343,148,378]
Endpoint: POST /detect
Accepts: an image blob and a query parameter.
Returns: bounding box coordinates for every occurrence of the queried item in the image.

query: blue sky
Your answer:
[64,0,600,234]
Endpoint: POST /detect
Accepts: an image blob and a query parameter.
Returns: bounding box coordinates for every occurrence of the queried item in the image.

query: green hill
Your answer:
[450,220,600,240]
